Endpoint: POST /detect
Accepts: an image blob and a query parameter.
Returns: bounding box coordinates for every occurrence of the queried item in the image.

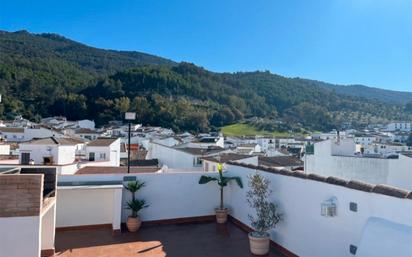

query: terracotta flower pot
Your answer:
[249,232,270,255]
[215,208,228,224]
[126,216,141,232]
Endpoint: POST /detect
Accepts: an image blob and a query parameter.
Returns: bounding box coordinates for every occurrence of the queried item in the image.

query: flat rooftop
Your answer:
[55,222,286,257]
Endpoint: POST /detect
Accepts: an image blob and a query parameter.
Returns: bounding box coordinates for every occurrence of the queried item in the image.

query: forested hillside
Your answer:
[0,30,411,132]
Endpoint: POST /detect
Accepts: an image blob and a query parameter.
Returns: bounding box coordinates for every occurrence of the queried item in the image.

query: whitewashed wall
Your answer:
[305,140,412,190]
[0,216,41,257]
[56,186,122,230]
[148,142,200,168]
[19,144,76,165]
[85,140,120,167]
[57,172,220,224]
[226,165,412,257]
[0,144,10,155]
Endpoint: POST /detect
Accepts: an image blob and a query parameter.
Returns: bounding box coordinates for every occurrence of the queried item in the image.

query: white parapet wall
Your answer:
[226,164,412,257]
[56,171,220,227]
[56,185,122,231]
[0,216,41,257]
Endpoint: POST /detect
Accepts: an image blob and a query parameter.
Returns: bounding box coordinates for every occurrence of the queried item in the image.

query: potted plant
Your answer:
[124,180,148,232]
[198,163,243,223]
[246,172,281,255]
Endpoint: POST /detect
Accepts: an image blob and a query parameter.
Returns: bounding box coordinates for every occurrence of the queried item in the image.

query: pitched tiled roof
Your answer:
[76,128,99,134]
[258,156,303,167]
[22,137,79,145]
[0,127,24,133]
[202,153,253,163]
[87,138,118,147]
[178,147,226,155]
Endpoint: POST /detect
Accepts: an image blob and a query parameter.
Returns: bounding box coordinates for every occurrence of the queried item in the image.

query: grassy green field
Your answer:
[220,123,291,137]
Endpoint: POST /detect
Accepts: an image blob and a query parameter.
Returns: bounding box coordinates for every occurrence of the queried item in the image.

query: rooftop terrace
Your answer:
[55,222,286,257]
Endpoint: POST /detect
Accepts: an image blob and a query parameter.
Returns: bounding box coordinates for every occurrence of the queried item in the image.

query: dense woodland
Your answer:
[1,30,411,132]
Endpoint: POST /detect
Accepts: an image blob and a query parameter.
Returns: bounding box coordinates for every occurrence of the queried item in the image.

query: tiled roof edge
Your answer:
[226,161,412,200]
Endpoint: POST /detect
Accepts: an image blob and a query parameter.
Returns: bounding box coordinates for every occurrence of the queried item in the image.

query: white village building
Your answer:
[19,137,78,165]
[305,138,412,190]
[85,138,121,167]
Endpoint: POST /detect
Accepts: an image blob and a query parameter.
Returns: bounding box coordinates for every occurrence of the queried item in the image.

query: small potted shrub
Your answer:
[247,172,281,255]
[199,163,243,223]
[125,180,148,232]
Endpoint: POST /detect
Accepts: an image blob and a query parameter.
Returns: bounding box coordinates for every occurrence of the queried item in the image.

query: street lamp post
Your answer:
[125,112,136,173]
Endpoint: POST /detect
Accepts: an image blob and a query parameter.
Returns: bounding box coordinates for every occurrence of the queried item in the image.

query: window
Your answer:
[194,157,202,166]
[99,153,106,159]
[43,157,53,165]
[21,152,30,164]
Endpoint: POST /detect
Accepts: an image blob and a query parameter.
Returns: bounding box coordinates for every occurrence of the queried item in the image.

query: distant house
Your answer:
[86,138,121,167]
[0,127,25,141]
[178,136,224,149]
[386,122,411,132]
[19,137,78,165]
[202,153,258,172]
[75,128,101,141]
[148,141,228,169]
[0,126,63,142]
[305,139,412,190]
[236,143,261,155]
[354,135,377,147]
[76,119,95,130]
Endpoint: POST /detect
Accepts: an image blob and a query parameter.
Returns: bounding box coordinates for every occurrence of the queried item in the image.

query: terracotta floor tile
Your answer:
[55,222,286,257]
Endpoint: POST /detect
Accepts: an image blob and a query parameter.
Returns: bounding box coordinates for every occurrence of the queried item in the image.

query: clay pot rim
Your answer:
[215,207,229,212]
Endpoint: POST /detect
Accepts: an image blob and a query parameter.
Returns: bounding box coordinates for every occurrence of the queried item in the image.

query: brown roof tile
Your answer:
[87,138,118,147]
[22,137,79,146]
[0,127,24,133]
[258,156,303,167]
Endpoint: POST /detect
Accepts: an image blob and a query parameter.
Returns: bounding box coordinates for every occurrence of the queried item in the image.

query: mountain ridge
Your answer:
[0,30,411,132]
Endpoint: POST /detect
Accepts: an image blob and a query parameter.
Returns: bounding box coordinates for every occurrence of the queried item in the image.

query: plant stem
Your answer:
[220,186,224,209]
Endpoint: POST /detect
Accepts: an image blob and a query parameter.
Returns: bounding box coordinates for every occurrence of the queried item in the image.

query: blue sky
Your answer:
[1,0,411,91]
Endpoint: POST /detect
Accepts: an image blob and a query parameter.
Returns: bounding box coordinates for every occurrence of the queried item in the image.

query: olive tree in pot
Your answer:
[198,163,243,223]
[247,172,281,255]
[125,180,148,232]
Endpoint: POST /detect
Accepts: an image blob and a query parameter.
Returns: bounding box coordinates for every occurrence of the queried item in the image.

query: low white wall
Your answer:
[226,165,412,257]
[56,186,122,229]
[57,172,220,224]
[41,203,56,251]
[121,173,220,222]
[0,216,41,257]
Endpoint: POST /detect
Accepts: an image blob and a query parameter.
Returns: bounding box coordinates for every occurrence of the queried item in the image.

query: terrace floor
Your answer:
[54,221,286,257]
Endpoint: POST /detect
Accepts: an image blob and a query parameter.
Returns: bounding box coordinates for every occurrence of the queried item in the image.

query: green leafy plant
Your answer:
[246,172,281,237]
[199,163,243,209]
[125,180,148,218]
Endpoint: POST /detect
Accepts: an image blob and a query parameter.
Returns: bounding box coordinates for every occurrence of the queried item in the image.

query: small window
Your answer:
[194,157,202,166]
[99,153,106,159]
[21,152,30,165]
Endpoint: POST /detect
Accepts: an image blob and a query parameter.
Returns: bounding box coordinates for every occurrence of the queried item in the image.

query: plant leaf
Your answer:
[198,175,218,184]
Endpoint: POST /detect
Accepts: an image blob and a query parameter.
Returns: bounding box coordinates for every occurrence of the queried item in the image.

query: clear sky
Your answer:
[1,0,411,91]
